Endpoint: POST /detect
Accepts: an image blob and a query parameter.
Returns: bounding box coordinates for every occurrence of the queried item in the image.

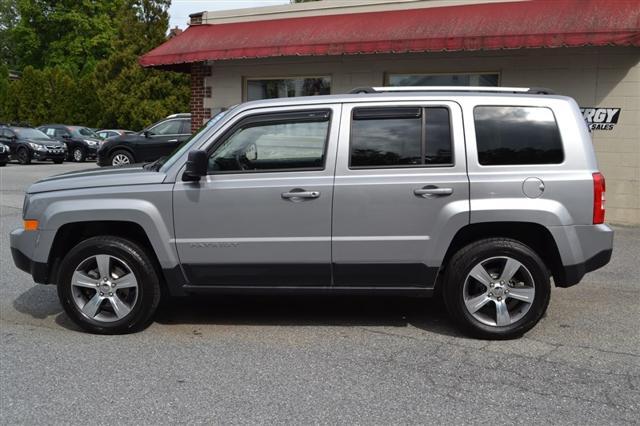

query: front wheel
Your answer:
[442,238,550,339]
[57,236,161,334]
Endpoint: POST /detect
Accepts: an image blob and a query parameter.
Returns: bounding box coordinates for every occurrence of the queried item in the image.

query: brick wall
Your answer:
[190,63,212,133]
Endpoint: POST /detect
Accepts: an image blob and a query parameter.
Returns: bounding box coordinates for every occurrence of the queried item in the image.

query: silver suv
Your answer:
[10,87,614,338]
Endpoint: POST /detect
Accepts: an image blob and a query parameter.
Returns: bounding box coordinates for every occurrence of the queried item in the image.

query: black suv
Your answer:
[97,115,191,166]
[0,142,9,166]
[38,125,102,162]
[0,125,66,164]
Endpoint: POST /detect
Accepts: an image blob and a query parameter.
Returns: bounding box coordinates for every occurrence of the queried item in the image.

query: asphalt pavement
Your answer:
[1,161,639,424]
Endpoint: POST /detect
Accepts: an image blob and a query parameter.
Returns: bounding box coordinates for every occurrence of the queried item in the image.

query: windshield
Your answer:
[11,127,50,139]
[70,126,99,138]
[158,108,235,173]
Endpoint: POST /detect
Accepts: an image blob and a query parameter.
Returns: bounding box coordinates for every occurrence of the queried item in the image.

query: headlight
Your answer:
[22,194,31,219]
[28,143,47,151]
[84,139,98,146]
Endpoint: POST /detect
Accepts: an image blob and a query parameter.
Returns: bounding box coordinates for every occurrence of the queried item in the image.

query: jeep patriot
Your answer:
[10,87,614,338]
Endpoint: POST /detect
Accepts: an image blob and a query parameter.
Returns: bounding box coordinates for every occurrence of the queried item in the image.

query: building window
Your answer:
[245,77,331,101]
[387,73,499,87]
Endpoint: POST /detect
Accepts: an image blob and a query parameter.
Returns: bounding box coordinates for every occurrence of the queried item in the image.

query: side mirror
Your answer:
[143,130,150,138]
[183,150,208,181]
[62,134,71,139]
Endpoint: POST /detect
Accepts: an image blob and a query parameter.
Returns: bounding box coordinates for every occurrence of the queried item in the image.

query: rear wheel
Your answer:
[110,150,133,167]
[72,147,86,162]
[442,238,550,339]
[57,236,161,334]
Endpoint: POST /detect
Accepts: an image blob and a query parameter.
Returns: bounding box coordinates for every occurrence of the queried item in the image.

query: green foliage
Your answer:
[0,0,189,130]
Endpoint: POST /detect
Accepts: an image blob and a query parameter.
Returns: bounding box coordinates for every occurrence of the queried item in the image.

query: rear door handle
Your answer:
[414,186,454,197]
[281,189,321,200]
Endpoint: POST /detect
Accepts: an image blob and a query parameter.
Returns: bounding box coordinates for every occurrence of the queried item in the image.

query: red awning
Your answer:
[140,0,640,68]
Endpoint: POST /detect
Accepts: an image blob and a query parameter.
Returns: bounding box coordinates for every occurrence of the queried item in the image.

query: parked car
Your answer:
[11,87,613,337]
[0,125,66,164]
[97,115,191,167]
[96,129,134,140]
[38,125,102,162]
[0,142,9,166]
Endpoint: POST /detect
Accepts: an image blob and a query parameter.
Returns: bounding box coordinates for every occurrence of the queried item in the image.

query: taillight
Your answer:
[593,172,606,224]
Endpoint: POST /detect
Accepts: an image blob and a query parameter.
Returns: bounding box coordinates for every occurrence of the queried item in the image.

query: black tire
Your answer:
[17,147,31,165]
[109,150,134,167]
[53,159,64,164]
[442,238,551,340]
[72,147,86,162]
[57,236,161,334]
[0,161,6,167]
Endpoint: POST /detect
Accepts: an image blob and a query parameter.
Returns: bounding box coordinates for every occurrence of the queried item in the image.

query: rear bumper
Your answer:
[556,248,612,288]
[550,224,614,287]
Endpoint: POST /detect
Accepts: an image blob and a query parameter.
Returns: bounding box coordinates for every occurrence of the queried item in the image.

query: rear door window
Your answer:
[350,107,453,168]
[474,106,564,165]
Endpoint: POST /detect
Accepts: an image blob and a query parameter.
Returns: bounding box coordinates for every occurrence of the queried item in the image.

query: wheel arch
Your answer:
[437,222,564,289]
[107,145,136,163]
[47,220,178,294]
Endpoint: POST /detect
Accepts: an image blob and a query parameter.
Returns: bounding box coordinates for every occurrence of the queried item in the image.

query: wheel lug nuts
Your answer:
[490,283,494,288]
[109,292,113,296]
[497,296,502,301]
[99,292,104,296]
[500,281,504,285]
[488,293,493,297]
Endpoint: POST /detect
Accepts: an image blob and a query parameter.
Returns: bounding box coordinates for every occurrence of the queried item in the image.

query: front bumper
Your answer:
[10,228,50,284]
[32,150,66,161]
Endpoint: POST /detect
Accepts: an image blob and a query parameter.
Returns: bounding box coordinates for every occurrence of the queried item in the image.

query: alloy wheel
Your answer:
[70,254,139,323]
[462,256,536,327]
[73,148,83,161]
[112,154,130,166]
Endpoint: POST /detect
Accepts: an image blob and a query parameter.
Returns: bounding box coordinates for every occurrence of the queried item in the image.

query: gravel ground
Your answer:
[1,161,639,424]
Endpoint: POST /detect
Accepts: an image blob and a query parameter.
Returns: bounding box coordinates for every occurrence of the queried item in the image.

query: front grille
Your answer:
[45,145,64,153]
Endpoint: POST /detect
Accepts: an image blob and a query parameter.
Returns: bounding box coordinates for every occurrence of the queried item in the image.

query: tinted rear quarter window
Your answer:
[474,106,564,165]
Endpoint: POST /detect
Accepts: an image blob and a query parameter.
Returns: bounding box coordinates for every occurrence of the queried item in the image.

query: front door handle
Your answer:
[281,189,321,201]
[414,185,454,197]
[168,139,178,143]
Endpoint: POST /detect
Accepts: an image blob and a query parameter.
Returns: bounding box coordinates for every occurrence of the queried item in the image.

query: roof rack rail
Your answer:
[349,86,555,95]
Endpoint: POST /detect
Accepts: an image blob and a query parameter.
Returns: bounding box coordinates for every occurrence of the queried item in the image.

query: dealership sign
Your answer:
[580,107,621,131]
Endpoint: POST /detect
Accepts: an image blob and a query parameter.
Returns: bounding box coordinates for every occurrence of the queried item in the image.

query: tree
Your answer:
[0,0,190,130]
[9,0,120,72]
[94,0,189,130]
[0,0,19,68]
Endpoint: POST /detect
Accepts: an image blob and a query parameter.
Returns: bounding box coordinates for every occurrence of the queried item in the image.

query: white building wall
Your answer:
[203,46,640,224]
